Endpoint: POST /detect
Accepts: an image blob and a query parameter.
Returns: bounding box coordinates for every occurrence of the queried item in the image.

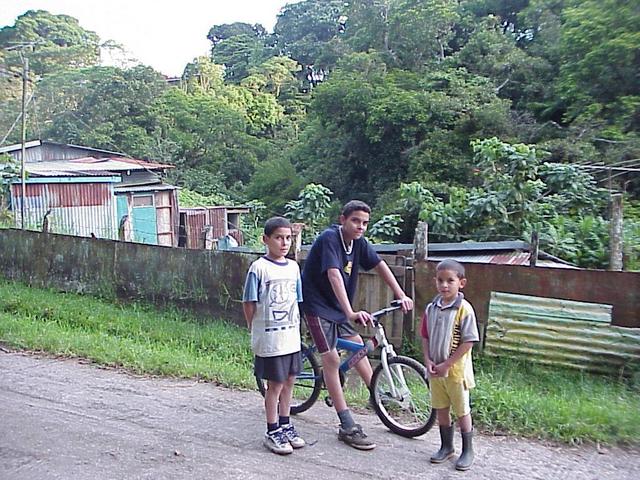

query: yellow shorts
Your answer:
[429,376,471,418]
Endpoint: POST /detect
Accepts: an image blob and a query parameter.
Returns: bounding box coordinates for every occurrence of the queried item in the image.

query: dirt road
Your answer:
[1,349,638,480]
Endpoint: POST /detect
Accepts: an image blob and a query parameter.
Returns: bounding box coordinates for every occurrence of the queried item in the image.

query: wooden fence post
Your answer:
[609,193,623,271]
[413,221,428,263]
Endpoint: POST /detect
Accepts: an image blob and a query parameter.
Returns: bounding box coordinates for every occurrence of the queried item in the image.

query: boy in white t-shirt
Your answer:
[242,217,305,455]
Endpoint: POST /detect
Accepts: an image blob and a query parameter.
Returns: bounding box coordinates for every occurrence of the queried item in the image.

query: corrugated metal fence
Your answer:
[485,292,640,376]
[11,182,117,239]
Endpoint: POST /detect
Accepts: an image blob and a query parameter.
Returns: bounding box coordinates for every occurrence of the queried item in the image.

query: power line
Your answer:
[0,90,34,145]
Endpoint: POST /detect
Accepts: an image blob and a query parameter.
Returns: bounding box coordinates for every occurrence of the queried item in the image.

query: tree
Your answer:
[207,22,267,45]
[274,0,347,67]
[243,56,300,99]
[368,214,402,243]
[286,183,333,240]
[0,153,18,223]
[148,87,270,192]
[0,50,26,144]
[208,23,274,83]
[32,65,167,157]
[557,0,640,133]
[225,85,284,136]
[0,10,100,76]
[246,156,304,215]
[387,137,610,267]
[182,56,225,93]
[241,56,309,142]
[297,54,512,201]
[452,15,550,112]
[346,0,460,69]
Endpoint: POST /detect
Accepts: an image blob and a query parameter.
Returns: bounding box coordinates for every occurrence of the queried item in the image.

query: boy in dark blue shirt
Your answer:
[302,200,413,450]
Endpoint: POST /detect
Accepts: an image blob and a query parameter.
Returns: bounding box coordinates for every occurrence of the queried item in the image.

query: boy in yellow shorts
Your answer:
[420,259,479,471]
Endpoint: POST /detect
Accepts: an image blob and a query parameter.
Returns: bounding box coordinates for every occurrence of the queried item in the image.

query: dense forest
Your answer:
[1,1,639,269]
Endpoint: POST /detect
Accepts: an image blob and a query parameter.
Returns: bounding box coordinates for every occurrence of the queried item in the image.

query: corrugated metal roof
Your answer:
[0,140,43,152]
[429,241,532,252]
[24,157,173,177]
[485,292,640,376]
[0,140,126,157]
[300,241,573,267]
[11,176,120,184]
[427,252,577,269]
[362,241,574,267]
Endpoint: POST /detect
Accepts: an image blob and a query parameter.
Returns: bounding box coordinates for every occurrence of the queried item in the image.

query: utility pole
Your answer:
[6,42,38,229]
[20,53,28,229]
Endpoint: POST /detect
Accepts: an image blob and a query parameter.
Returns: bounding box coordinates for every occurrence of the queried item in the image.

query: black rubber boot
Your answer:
[430,425,455,463]
[455,430,474,471]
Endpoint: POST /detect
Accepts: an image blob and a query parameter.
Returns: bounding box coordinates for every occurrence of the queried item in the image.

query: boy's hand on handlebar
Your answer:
[350,310,373,326]
[397,295,414,313]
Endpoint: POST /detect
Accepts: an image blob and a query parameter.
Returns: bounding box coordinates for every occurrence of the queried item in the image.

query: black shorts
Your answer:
[254,351,303,382]
[305,315,358,354]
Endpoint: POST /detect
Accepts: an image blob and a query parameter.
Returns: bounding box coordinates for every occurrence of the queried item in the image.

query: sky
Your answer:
[0,0,296,77]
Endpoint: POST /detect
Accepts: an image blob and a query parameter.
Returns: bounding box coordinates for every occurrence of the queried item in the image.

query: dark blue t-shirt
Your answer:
[302,225,381,324]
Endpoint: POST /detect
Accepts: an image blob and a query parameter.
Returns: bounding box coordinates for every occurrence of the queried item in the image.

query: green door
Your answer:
[131,194,157,245]
[116,195,128,226]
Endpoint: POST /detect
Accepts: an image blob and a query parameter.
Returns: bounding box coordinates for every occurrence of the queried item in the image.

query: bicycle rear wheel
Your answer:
[370,356,436,437]
[255,342,323,415]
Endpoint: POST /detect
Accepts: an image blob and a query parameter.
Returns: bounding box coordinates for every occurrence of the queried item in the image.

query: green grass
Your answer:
[0,280,254,388]
[472,355,639,445]
[0,279,638,445]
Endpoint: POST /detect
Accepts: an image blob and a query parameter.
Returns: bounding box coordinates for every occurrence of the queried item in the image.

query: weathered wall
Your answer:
[415,261,640,332]
[3,229,638,341]
[0,229,256,325]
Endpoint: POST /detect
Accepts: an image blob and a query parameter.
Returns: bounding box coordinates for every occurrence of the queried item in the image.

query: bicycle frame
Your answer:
[335,307,407,397]
[327,310,415,415]
[299,305,403,383]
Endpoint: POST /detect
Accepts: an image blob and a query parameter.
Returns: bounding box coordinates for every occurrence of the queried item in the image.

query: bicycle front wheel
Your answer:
[255,343,323,415]
[370,356,436,437]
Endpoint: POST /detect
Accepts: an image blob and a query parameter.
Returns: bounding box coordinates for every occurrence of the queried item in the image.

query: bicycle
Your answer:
[256,300,437,438]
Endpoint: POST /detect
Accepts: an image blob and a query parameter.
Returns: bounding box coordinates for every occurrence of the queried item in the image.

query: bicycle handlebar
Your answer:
[371,300,403,320]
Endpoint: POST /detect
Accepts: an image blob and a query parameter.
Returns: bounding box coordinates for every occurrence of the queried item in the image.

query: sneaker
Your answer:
[337,424,376,450]
[263,428,294,455]
[281,423,306,449]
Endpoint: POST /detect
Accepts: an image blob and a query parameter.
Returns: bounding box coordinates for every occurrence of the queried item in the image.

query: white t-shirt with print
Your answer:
[242,256,302,357]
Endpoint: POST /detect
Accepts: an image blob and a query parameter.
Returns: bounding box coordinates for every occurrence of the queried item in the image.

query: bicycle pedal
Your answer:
[324,395,333,407]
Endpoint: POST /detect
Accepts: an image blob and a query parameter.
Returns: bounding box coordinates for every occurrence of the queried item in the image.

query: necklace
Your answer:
[338,226,353,254]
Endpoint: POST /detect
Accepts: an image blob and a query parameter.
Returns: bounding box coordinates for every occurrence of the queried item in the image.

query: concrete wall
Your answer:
[2,228,638,340]
[0,229,256,325]
[415,261,640,331]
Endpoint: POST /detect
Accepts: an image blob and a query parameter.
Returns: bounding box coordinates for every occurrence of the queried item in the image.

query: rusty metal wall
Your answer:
[179,207,236,249]
[10,182,117,239]
[181,210,207,249]
[207,207,227,239]
[484,292,640,376]
[414,262,640,331]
